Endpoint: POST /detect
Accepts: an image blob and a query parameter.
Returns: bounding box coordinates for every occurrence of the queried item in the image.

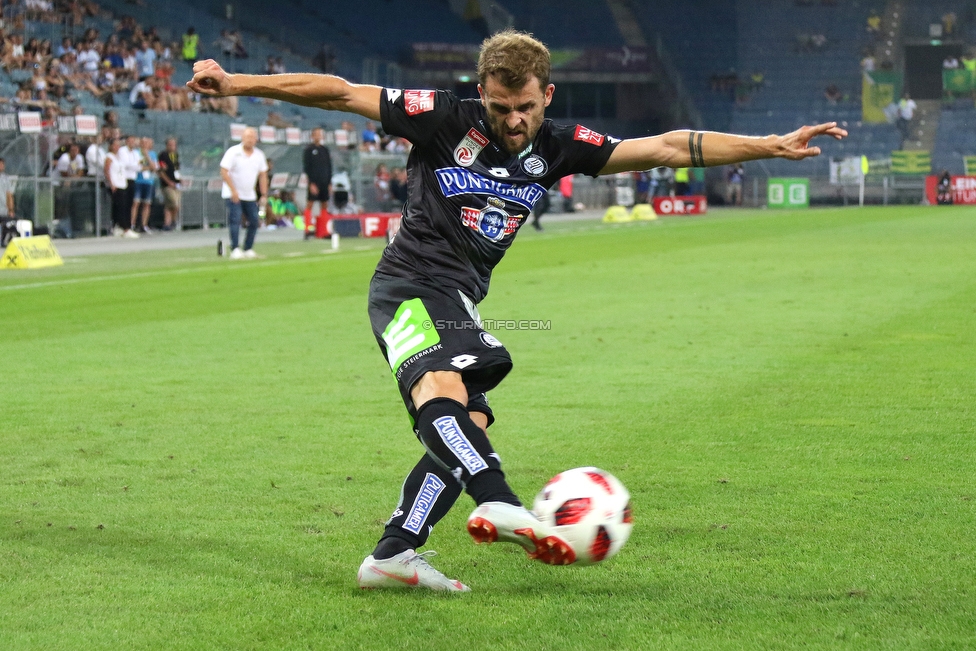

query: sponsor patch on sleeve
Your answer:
[574,125,605,146]
[404,90,436,116]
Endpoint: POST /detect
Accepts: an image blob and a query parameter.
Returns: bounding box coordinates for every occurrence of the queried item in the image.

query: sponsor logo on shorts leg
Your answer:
[402,473,447,534]
[382,298,441,371]
[433,416,488,475]
[450,354,478,369]
[454,128,490,167]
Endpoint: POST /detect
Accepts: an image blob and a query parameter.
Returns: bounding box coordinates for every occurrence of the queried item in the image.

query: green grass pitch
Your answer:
[1,206,974,650]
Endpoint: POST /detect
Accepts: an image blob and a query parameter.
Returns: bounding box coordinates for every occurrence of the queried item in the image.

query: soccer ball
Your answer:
[532,467,633,565]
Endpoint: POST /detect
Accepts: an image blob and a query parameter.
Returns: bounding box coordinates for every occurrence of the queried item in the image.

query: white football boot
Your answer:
[357,550,470,592]
[467,501,576,565]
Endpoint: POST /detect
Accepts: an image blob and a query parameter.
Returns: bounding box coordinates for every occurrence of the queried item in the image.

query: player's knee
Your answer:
[411,370,467,410]
[469,410,488,435]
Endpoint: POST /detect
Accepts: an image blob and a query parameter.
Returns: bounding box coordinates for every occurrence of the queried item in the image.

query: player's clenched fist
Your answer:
[186,60,232,96]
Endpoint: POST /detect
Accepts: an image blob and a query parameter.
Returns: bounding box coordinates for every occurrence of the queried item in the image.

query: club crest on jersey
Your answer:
[460,203,521,242]
[522,154,548,177]
[454,128,490,167]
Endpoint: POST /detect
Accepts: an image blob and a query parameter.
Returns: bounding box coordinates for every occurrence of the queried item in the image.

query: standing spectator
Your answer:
[104,138,137,238]
[559,174,574,212]
[727,164,744,206]
[55,142,85,237]
[0,158,16,222]
[118,134,140,233]
[85,132,106,178]
[157,137,181,231]
[634,170,650,204]
[361,120,379,151]
[181,27,198,65]
[132,136,157,233]
[303,127,332,217]
[373,162,391,210]
[312,43,335,73]
[389,166,408,209]
[220,127,268,259]
[674,167,690,195]
[897,92,917,143]
[135,40,156,79]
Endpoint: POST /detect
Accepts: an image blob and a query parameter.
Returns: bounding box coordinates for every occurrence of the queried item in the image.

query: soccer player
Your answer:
[187,29,846,592]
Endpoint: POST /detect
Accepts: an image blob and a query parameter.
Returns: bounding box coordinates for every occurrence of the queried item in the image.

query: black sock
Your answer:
[373,453,463,559]
[415,397,521,506]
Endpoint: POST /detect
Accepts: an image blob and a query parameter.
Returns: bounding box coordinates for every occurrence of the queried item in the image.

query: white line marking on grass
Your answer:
[0,250,379,292]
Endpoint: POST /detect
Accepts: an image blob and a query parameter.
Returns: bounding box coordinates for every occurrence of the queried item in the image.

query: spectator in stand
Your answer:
[157,137,181,231]
[220,127,268,259]
[942,12,957,36]
[312,43,336,74]
[132,136,157,233]
[867,10,881,39]
[389,166,408,209]
[727,164,744,206]
[824,83,843,105]
[374,162,391,210]
[861,49,876,72]
[56,142,86,178]
[361,120,380,152]
[897,92,917,143]
[54,36,74,58]
[104,138,138,238]
[559,175,574,212]
[327,173,362,215]
[634,170,650,204]
[182,27,199,65]
[130,75,151,114]
[303,126,332,218]
[135,40,156,78]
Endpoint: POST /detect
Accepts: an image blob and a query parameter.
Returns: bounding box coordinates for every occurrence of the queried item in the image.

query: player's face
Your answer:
[479,74,554,155]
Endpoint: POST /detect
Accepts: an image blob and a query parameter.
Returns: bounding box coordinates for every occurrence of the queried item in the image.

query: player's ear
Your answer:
[477,84,485,106]
[544,83,554,107]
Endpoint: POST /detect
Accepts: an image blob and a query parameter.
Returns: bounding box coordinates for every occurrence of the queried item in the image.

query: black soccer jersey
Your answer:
[377,88,620,303]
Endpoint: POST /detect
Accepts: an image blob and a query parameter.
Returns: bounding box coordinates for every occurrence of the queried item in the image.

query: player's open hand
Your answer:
[186,59,233,97]
[776,122,848,160]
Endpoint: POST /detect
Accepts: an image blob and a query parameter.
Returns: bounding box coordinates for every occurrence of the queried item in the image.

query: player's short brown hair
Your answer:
[477,29,550,90]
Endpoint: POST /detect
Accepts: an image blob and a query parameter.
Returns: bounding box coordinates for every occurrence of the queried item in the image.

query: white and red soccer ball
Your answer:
[533,467,633,565]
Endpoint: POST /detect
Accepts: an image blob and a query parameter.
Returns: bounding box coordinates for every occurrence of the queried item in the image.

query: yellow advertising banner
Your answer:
[1,235,64,269]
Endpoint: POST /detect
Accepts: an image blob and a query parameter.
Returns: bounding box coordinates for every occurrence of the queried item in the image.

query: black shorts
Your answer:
[368,272,513,427]
[306,185,330,202]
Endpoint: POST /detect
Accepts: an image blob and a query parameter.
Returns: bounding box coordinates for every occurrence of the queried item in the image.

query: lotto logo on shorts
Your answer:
[433,416,488,475]
[402,472,447,535]
[574,125,605,146]
[404,90,435,115]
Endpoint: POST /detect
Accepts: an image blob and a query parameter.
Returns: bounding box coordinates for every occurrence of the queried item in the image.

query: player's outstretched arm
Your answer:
[598,123,848,175]
[186,59,382,120]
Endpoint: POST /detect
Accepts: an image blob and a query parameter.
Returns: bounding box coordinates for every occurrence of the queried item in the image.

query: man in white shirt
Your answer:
[897,92,918,143]
[118,134,141,232]
[220,127,268,258]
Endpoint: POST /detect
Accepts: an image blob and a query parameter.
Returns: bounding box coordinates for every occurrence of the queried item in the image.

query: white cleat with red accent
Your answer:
[357,550,470,592]
[467,501,576,565]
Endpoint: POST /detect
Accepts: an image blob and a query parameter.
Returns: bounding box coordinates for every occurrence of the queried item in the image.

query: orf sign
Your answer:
[768,178,809,208]
[652,195,707,215]
[17,111,41,133]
